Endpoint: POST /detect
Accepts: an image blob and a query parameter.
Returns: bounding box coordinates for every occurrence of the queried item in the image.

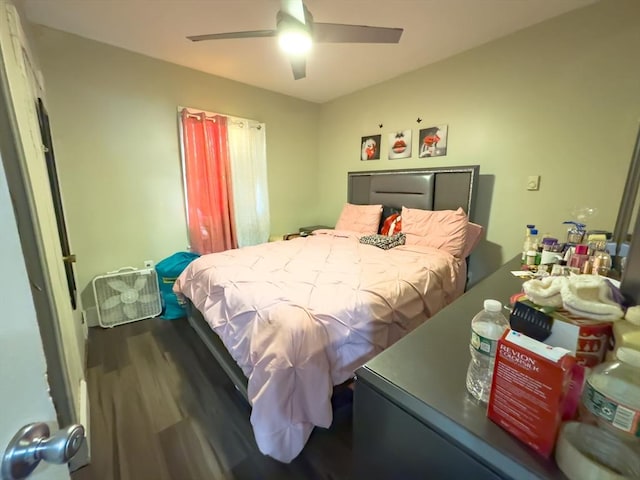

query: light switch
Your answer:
[527,175,540,191]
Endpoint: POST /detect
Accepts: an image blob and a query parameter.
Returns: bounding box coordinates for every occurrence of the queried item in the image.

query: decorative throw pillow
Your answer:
[380,213,402,236]
[401,206,469,258]
[378,205,401,233]
[359,233,406,250]
[335,203,382,235]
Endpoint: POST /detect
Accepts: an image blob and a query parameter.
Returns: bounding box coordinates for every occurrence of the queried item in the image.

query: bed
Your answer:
[175,165,480,462]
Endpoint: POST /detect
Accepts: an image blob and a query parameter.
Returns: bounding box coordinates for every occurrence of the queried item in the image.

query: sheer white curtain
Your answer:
[227,119,270,247]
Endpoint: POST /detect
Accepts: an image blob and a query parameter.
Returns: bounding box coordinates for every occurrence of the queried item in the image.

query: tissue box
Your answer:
[517,299,612,367]
[488,330,576,457]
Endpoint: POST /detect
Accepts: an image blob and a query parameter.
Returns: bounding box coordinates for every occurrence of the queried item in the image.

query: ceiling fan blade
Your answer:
[313,23,403,44]
[280,0,307,25]
[187,30,277,42]
[290,57,306,80]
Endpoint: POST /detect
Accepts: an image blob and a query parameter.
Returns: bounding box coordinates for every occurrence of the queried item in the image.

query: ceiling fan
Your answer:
[186,0,403,80]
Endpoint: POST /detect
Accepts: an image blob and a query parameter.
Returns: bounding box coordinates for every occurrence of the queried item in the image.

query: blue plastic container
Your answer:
[155,252,200,320]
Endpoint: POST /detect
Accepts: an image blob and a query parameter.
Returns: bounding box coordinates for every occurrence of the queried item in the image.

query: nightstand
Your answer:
[298,225,332,236]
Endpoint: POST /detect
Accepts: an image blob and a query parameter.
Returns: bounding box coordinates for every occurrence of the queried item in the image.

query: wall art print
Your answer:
[419,125,448,158]
[360,134,381,161]
[388,130,412,159]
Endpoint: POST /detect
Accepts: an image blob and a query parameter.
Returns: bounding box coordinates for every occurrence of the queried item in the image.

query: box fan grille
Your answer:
[92,267,162,328]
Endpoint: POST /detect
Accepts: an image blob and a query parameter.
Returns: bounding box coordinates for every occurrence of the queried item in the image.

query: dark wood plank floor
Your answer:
[72,318,353,480]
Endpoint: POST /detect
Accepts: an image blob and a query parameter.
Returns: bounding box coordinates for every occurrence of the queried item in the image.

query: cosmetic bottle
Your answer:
[592,241,612,277]
[568,244,589,270]
[521,224,536,263]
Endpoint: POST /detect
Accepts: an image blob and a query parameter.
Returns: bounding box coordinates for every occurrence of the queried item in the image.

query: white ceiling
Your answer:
[22,0,597,103]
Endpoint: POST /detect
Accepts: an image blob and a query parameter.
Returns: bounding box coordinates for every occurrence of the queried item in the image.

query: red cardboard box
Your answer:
[516,299,612,367]
[487,330,576,457]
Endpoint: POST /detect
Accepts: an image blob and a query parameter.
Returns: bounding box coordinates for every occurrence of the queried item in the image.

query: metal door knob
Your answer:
[1,423,85,479]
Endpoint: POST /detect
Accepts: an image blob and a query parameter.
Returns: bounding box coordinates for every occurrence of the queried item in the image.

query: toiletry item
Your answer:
[563,221,586,244]
[521,224,536,263]
[591,242,612,277]
[540,238,561,265]
[586,233,607,244]
[568,245,589,270]
[564,246,574,264]
[526,250,537,266]
[542,238,559,251]
[488,330,576,457]
[541,250,563,265]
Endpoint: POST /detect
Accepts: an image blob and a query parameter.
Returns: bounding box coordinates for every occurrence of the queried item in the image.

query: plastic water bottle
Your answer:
[466,299,509,403]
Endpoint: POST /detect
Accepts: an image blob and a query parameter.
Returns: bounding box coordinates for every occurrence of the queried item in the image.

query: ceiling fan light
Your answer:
[278,30,312,55]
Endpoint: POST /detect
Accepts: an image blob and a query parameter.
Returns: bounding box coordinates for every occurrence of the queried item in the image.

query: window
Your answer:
[179,107,269,254]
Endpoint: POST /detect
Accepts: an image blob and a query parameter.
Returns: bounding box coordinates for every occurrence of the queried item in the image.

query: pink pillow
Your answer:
[335,203,382,235]
[462,222,484,258]
[401,206,469,257]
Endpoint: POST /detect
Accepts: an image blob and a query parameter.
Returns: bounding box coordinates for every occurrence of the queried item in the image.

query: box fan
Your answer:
[92,267,162,328]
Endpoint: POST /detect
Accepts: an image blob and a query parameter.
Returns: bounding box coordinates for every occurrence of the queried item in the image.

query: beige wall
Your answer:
[32,26,320,295]
[316,0,640,283]
[32,0,640,293]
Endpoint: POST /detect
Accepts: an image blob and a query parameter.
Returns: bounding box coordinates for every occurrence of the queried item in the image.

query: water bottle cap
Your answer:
[530,229,538,235]
[526,224,535,229]
[484,299,502,312]
[616,347,640,368]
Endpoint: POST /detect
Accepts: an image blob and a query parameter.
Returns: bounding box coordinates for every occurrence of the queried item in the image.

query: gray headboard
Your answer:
[348,165,480,221]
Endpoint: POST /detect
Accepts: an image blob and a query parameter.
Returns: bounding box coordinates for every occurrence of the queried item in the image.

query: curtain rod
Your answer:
[178,106,263,129]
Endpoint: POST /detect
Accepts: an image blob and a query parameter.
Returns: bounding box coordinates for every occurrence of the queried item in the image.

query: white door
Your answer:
[0,1,87,477]
[0,0,87,449]
[0,156,69,479]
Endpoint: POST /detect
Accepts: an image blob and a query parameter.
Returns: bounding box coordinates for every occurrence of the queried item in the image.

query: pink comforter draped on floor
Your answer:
[174,230,464,462]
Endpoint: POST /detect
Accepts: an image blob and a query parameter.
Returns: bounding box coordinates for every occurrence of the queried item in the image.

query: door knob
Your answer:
[1,423,85,479]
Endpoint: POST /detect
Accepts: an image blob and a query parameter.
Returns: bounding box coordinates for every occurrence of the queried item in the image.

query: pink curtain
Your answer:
[181,110,237,254]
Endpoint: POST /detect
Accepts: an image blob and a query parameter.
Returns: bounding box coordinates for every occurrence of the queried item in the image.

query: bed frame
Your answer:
[186,165,480,402]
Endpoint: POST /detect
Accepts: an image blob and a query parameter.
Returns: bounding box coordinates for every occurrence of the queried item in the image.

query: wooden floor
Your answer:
[72,318,353,480]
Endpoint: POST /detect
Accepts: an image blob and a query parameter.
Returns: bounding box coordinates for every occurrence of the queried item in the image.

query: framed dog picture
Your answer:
[360,134,381,161]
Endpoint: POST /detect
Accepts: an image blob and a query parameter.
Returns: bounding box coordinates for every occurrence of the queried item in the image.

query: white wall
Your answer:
[315,0,640,283]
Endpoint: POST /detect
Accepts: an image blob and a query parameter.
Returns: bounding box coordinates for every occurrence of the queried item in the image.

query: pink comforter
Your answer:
[174,230,464,462]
